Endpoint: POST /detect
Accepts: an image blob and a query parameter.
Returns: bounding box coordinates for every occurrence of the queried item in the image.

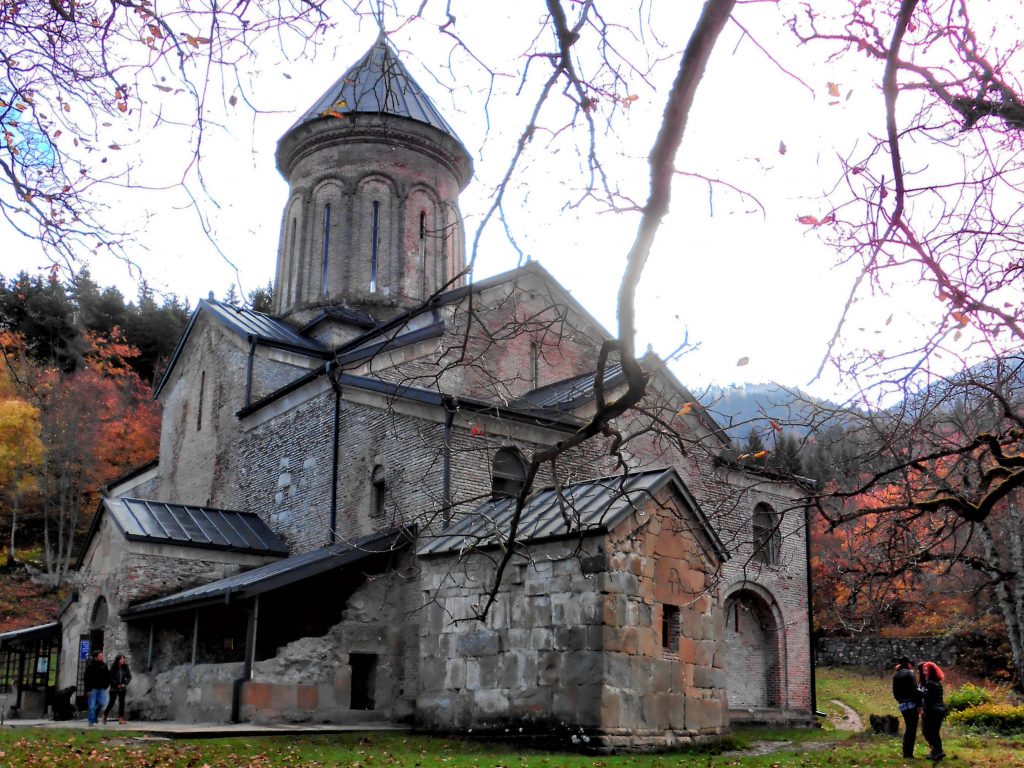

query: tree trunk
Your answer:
[6,487,18,565]
[980,519,1024,690]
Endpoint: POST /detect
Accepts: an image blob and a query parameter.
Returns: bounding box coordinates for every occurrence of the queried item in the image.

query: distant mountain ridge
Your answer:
[693,382,838,442]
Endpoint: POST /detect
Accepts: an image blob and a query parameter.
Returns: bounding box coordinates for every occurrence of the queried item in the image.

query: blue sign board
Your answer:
[79,638,90,661]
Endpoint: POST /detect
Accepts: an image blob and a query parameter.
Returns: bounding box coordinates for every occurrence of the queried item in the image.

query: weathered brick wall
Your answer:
[273,114,469,321]
[352,270,606,405]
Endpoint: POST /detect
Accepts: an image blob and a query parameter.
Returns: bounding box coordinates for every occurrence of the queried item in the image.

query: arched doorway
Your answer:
[724,588,783,710]
[89,596,108,654]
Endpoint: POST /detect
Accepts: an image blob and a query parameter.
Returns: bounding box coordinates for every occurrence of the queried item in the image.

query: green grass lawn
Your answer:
[0,668,1020,767]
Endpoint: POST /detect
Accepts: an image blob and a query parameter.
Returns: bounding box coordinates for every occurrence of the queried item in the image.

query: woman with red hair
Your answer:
[918,661,947,762]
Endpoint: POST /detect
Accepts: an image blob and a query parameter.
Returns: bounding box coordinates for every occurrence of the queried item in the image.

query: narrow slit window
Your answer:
[370,200,380,293]
[321,204,331,296]
[530,342,539,389]
[419,210,427,293]
[288,217,298,303]
[661,604,681,655]
[197,370,206,431]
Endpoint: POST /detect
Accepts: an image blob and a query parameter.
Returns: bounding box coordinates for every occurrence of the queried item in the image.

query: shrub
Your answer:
[947,683,993,712]
[949,703,1024,734]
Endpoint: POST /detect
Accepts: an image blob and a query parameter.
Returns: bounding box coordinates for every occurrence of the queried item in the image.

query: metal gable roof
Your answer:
[417,468,727,560]
[518,363,626,411]
[154,299,328,398]
[121,528,410,620]
[0,622,61,649]
[105,497,289,557]
[201,300,328,354]
[288,36,463,142]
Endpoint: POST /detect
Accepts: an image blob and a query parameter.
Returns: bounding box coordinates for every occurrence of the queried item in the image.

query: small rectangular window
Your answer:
[371,465,386,519]
[661,604,681,656]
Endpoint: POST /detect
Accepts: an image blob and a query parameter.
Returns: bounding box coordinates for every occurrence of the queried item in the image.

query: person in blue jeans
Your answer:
[892,656,922,758]
[83,650,110,725]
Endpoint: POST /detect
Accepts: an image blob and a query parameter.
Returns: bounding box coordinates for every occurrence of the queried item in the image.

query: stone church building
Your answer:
[54,37,814,749]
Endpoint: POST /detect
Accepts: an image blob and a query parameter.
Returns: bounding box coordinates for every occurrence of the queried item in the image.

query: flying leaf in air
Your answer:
[827,82,841,98]
[737,356,750,366]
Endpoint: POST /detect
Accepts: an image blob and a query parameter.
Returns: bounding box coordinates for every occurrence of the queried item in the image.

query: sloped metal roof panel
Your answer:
[120,529,408,619]
[289,37,462,141]
[418,469,679,556]
[201,300,328,355]
[0,622,61,649]
[518,363,625,411]
[107,498,289,556]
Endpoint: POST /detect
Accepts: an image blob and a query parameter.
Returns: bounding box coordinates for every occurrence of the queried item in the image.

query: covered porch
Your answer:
[119,528,413,724]
[0,622,62,720]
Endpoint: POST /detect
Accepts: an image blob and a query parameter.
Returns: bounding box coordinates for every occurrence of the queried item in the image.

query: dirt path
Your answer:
[830,699,864,732]
[720,701,863,758]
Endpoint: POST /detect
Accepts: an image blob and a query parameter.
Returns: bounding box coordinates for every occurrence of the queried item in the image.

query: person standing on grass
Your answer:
[103,654,132,725]
[892,656,923,759]
[83,650,110,726]
[918,661,948,762]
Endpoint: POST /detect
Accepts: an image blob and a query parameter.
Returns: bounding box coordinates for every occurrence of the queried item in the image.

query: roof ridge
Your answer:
[285,36,463,143]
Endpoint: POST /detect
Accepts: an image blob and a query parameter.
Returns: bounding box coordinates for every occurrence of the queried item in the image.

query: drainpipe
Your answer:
[328,361,342,544]
[441,396,455,528]
[804,500,819,718]
[231,595,260,723]
[245,336,256,408]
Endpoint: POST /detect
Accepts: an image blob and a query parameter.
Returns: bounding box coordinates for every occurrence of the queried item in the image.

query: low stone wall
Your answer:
[815,637,957,669]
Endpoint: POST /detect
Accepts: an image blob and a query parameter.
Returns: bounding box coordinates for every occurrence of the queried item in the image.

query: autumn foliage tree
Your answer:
[804,355,1024,685]
[2,328,159,585]
[0,336,44,565]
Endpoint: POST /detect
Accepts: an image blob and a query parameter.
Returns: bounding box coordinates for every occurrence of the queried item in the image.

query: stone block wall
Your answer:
[417,539,608,737]
[417,492,727,751]
[815,636,959,669]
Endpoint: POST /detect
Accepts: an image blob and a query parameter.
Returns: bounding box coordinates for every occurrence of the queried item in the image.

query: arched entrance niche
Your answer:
[89,596,109,654]
[723,586,784,711]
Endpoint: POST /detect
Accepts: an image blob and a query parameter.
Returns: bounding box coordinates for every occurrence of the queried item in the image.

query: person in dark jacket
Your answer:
[83,650,110,725]
[918,661,947,762]
[892,656,923,758]
[103,654,132,724]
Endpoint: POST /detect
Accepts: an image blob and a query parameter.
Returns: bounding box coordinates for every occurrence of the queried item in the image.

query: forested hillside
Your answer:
[0,272,265,632]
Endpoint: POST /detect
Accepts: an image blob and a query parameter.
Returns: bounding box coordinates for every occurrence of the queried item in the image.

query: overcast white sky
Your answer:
[0,2,914,401]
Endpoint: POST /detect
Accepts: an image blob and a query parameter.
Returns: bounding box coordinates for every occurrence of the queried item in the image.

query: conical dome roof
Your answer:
[286,35,464,143]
